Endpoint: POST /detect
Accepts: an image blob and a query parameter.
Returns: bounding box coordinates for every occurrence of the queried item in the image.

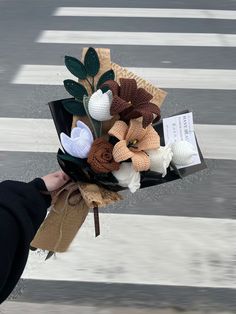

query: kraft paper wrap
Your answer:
[31,182,122,253]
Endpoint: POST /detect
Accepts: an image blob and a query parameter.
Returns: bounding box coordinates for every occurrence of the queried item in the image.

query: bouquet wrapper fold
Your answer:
[31,182,122,253]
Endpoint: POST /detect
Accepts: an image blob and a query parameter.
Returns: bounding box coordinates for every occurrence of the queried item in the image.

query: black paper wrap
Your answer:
[48,99,206,191]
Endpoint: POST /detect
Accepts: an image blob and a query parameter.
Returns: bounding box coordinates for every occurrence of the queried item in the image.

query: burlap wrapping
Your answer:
[31,182,122,253]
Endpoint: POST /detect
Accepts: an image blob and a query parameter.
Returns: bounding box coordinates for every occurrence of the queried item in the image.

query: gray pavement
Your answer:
[0,0,236,312]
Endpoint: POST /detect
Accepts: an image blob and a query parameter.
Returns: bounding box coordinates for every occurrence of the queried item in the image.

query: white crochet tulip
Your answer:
[171,140,196,166]
[60,121,94,159]
[88,89,113,121]
[112,162,141,193]
[147,145,173,177]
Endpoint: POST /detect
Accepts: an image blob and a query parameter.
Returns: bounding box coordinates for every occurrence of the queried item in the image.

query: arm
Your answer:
[0,171,69,304]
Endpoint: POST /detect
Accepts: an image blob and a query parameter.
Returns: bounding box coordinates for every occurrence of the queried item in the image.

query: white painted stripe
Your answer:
[2,302,158,314]
[12,65,236,90]
[37,31,236,47]
[24,213,236,288]
[0,118,59,153]
[0,118,235,160]
[54,7,236,20]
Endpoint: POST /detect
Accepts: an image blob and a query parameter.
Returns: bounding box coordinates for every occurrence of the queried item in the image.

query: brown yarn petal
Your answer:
[119,78,137,102]
[124,102,161,128]
[131,87,153,105]
[87,138,120,173]
[110,95,131,115]
[100,80,120,96]
[118,105,135,121]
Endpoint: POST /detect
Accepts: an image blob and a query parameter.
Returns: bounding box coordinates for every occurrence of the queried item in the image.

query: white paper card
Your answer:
[163,112,201,169]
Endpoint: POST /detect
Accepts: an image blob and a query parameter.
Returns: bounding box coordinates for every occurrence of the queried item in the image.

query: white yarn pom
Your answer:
[171,140,196,166]
[88,89,113,121]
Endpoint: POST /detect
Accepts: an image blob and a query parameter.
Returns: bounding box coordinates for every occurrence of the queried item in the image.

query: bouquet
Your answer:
[31,48,206,255]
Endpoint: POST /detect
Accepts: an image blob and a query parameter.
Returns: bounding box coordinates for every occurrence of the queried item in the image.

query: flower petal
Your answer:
[110,95,131,115]
[112,162,140,193]
[100,80,120,95]
[119,78,137,102]
[108,120,128,140]
[88,89,113,121]
[138,125,160,151]
[112,140,134,162]
[71,120,93,142]
[147,146,173,177]
[60,132,73,155]
[131,151,150,172]
[71,137,93,159]
[131,87,153,105]
[124,108,153,128]
[126,119,146,142]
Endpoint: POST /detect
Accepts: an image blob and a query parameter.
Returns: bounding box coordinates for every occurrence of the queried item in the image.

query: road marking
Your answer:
[54,7,236,20]
[37,31,236,47]
[0,118,59,153]
[0,117,235,160]
[36,30,236,47]
[12,65,236,90]
[2,302,160,314]
[24,213,236,288]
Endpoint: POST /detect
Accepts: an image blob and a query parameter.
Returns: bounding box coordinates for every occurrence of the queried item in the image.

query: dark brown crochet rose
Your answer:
[87,138,120,173]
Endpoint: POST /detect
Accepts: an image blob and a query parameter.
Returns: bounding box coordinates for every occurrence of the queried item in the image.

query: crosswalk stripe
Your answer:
[54,7,236,20]
[11,65,236,90]
[37,31,236,47]
[0,117,235,160]
[23,212,236,288]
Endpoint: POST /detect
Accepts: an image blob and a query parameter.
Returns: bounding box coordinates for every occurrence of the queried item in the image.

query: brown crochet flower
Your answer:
[87,138,120,173]
[108,119,160,172]
[101,78,161,128]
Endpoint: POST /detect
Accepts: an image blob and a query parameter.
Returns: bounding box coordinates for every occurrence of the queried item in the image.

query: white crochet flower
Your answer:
[147,145,173,177]
[171,140,196,166]
[88,89,113,121]
[112,162,141,193]
[60,121,94,159]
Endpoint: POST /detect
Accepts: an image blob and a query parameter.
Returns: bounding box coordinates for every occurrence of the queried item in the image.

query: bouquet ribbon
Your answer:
[31,182,122,253]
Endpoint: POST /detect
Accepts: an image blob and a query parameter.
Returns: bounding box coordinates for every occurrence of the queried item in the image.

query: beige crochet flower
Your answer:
[108,119,160,172]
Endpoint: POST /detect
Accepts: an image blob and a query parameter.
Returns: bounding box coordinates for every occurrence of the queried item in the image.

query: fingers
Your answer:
[51,170,70,181]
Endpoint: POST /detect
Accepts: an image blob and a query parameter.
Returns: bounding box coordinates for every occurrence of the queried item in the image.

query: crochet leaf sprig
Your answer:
[63,47,115,116]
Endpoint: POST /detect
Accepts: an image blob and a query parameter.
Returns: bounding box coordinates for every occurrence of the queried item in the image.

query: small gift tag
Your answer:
[163,112,201,169]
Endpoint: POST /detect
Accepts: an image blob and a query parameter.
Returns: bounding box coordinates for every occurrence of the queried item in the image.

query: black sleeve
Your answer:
[0,178,51,304]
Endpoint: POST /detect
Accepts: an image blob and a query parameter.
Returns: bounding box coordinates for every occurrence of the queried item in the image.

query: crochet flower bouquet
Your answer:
[31,48,206,254]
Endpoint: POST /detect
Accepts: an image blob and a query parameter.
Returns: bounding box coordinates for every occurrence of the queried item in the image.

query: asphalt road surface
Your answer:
[0,0,236,313]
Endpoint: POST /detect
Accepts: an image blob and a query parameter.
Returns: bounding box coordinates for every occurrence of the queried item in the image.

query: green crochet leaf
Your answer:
[84,47,100,77]
[97,69,115,89]
[83,95,102,138]
[58,150,85,167]
[62,99,86,116]
[63,79,88,101]
[64,55,87,80]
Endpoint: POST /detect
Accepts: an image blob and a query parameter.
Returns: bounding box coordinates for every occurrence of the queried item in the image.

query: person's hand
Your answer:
[41,171,70,192]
